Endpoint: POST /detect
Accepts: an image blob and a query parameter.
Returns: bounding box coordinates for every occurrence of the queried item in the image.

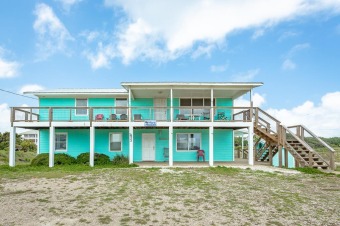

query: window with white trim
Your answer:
[75,98,88,115]
[55,133,67,152]
[176,133,201,151]
[109,133,122,152]
[116,98,127,115]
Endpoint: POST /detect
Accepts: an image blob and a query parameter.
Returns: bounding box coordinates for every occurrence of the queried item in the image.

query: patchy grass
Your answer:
[0,167,339,225]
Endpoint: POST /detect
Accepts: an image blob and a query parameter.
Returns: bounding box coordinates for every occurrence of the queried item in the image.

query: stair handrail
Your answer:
[282,125,331,168]
[253,107,281,136]
[288,125,336,170]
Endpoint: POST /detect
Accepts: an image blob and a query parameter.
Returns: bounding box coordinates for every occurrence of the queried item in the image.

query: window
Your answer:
[180,98,215,115]
[116,98,127,115]
[176,133,201,151]
[109,133,122,152]
[76,98,88,115]
[55,133,67,152]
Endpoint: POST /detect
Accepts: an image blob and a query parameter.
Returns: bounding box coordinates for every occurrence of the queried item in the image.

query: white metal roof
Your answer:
[25,88,128,98]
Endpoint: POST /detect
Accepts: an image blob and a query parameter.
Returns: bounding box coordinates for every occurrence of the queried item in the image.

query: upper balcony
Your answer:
[11,106,252,127]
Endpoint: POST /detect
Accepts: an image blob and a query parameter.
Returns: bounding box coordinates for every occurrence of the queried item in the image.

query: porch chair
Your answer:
[95,114,104,120]
[217,112,228,120]
[107,114,117,121]
[176,114,188,120]
[203,112,210,120]
[197,149,205,162]
[134,114,142,121]
[120,114,128,120]
[163,148,169,162]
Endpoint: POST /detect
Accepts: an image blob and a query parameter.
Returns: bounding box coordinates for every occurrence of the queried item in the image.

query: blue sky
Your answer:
[0,0,340,136]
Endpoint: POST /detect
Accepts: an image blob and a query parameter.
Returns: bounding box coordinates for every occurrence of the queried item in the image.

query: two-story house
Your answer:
[9,82,261,167]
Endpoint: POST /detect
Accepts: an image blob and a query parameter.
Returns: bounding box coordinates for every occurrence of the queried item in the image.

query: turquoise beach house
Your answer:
[9,82,261,167]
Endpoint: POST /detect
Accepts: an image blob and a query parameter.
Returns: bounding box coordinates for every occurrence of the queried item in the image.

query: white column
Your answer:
[209,126,214,166]
[49,126,55,167]
[210,89,214,122]
[128,88,132,122]
[36,131,40,155]
[169,126,173,166]
[9,126,16,167]
[248,125,254,165]
[89,126,95,167]
[170,88,173,122]
[129,126,134,164]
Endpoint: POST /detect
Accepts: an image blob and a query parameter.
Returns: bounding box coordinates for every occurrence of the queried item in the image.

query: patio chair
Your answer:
[120,114,128,120]
[134,114,142,121]
[163,148,169,162]
[176,114,188,120]
[203,112,210,120]
[95,114,104,120]
[197,149,205,162]
[107,114,117,121]
[217,112,228,120]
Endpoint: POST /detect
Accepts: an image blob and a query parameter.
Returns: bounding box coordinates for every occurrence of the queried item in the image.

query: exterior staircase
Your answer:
[251,107,336,170]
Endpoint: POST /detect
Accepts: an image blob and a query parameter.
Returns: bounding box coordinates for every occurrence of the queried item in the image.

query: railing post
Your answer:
[10,108,14,127]
[308,151,313,167]
[49,107,52,126]
[89,107,93,127]
[330,152,335,170]
[30,108,32,121]
[255,108,258,125]
[278,145,283,168]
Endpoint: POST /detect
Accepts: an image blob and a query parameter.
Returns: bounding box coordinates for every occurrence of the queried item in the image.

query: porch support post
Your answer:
[248,125,254,165]
[89,126,95,167]
[128,88,132,122]
[9,126,16,167]
[210,89,214,122]
[169,126,173,166]
[209,126,214,166]
[170,88,173,122]
[129,126,134,164]
[49,126,55,167]
[278,145,283,168]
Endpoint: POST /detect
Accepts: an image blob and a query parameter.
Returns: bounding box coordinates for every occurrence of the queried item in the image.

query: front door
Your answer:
[154,98,167,121]
[142,133,155,161]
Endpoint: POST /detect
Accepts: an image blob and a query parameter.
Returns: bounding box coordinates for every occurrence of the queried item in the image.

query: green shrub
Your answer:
[31,153,77,166]
[77,153,110,165]
[112,154,129,165]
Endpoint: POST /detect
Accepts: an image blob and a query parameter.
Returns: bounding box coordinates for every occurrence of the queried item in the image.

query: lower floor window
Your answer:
[55,133,67,151]
[110,133,122,152]
[177,133,201,151]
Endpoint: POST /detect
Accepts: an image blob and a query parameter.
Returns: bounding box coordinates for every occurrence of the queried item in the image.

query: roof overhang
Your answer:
[25,89,128,98]
[121,82,263,99]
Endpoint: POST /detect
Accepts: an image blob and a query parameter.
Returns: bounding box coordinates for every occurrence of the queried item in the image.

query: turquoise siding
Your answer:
[173,129,210,161]
[90,98,115,120]
[131,98,154,120]
[39,98,75,121]
[215,98,233,120]
[214,129,233,161]
[95,129,129,159]
[39,129,90,158]
[273,149,296,168]
[133,129,169,162]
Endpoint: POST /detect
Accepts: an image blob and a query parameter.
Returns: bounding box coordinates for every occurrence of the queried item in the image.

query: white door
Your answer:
[142,133,156,161]
[154,98,167,121]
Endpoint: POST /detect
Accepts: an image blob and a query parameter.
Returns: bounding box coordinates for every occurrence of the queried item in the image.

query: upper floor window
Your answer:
[116,98,127,115]
[180,98,215,115]
[76,98,88,115]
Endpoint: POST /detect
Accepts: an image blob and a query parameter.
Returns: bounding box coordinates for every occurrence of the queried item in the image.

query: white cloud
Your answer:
[0,103,11,133]
[266,92,340,137]
[282,43,310,70]
[235,93,266,108]
[57,0,82,12]
[0,47,20,78]
[231,69,260,82]
[282,59,296,70]
[210,63,228,73]
[19,84,45,94]
[98,0,340,65]
[33,3,74,60]
[83,42,116,69]
[278,31,299,41]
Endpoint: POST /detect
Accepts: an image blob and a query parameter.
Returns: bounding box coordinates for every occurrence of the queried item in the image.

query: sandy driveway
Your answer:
[0,167,339,226]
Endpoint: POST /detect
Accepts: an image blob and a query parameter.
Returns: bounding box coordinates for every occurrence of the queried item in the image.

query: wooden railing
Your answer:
[253,107,281,137]
[288,125,336,170]
[11,106,253,123]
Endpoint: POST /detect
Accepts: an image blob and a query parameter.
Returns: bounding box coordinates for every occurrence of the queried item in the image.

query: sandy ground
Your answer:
[0,166,339,226]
